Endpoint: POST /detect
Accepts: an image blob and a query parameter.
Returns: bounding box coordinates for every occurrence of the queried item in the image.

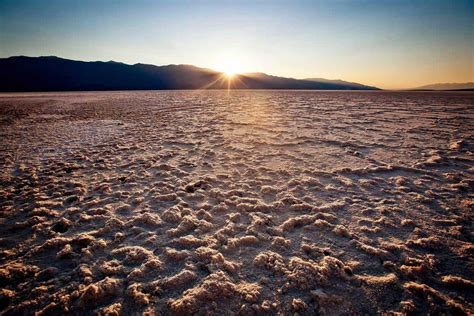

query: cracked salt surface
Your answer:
[0,90,473,315]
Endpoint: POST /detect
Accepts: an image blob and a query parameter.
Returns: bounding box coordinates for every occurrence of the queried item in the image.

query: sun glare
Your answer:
[224,70,235,78]
[217,60,243,78]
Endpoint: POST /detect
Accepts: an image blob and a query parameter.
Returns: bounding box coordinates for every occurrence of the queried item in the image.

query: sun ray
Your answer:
[232,75,248,89]
[195,57,248,91]
[196,73,227,90]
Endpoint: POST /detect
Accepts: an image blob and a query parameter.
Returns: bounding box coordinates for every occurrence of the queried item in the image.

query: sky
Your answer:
[0,0,473,89]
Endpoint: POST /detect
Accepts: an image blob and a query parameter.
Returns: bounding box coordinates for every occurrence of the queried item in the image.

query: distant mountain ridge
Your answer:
[0,56,379,92]
[304,78,378,90]
[413,82,474,90]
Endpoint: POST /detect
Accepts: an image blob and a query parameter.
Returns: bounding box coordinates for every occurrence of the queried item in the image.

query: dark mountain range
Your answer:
[304,77,378,90]
[0,56,380,92]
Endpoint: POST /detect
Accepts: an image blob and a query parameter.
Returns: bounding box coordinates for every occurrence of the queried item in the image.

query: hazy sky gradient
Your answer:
[1,0,473,89]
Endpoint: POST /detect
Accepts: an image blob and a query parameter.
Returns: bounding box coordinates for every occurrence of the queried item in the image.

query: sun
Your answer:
[217,60,243,78]
[224,70,236,78]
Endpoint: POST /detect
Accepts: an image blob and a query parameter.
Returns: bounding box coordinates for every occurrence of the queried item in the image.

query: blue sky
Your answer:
[1,0,473,88]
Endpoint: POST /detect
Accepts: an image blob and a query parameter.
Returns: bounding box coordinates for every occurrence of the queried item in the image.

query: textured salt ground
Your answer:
[0,90,473,315]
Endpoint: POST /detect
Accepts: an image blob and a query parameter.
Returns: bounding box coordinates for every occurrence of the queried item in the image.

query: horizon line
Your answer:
[2,54,473,91]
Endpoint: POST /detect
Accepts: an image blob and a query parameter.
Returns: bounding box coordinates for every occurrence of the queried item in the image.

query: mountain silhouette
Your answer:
[304,78,378,90]
[0,56,380,92]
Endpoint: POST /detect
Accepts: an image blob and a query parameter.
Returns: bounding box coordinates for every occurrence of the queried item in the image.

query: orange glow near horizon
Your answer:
[215,58,245,77]
[224,71,235,78]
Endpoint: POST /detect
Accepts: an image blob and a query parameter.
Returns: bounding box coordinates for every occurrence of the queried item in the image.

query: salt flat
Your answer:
[0,90,473,315]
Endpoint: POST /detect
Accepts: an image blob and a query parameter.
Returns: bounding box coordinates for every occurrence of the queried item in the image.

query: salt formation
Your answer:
[0,90,473,314]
